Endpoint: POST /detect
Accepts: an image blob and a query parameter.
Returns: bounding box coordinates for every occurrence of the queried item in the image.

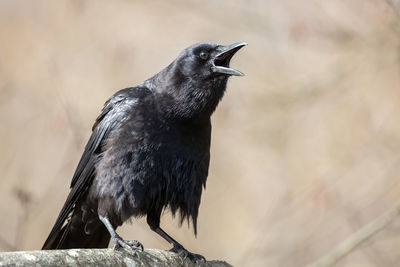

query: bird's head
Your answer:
[176,42,246,79]
[149,42,246,120]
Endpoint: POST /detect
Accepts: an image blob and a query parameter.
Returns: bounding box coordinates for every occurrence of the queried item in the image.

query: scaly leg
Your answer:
[155,226,206,263]
[146,213,205,263]
[99,215,143,252]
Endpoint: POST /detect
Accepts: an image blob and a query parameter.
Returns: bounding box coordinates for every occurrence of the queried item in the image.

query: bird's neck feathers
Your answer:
[144,61,228,121]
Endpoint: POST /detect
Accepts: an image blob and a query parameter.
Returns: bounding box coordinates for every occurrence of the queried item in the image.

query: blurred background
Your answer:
[1,0,400,266]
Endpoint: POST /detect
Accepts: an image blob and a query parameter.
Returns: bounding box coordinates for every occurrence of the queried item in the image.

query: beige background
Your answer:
[1,1,400,266]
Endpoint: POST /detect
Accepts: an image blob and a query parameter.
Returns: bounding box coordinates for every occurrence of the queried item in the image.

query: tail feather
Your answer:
[42,206,111,249]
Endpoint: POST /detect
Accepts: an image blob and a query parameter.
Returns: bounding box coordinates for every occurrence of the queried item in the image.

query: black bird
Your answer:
[42,42,246,262]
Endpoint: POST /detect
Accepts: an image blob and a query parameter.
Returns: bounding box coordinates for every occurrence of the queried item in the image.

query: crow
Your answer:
[42,42,246,262]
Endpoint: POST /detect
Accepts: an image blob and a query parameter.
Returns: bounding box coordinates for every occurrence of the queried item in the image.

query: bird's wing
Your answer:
[43,87,149,248]
[70,91,129,188]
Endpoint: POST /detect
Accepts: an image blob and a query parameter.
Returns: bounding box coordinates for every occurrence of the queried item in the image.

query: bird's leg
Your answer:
[98,215,143,252]
[154,226,206,263]
[147,212,205,263]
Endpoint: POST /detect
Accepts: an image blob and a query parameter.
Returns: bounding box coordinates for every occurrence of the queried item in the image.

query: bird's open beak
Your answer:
[212,42,247,76]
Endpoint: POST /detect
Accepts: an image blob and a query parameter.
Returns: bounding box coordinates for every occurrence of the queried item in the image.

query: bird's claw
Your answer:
[112,235,144,254]
[124,240,144,251]
[170,244,206,263]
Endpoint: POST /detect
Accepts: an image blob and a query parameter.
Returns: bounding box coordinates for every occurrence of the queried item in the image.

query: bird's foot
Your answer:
[112,234,144,256]
[170,243,206,263]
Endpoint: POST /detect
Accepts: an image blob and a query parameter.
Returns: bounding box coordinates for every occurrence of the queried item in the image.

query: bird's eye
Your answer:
[199,51,209,60]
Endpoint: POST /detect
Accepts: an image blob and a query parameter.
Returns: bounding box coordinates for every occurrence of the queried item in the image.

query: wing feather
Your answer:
[43,87,144,249]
